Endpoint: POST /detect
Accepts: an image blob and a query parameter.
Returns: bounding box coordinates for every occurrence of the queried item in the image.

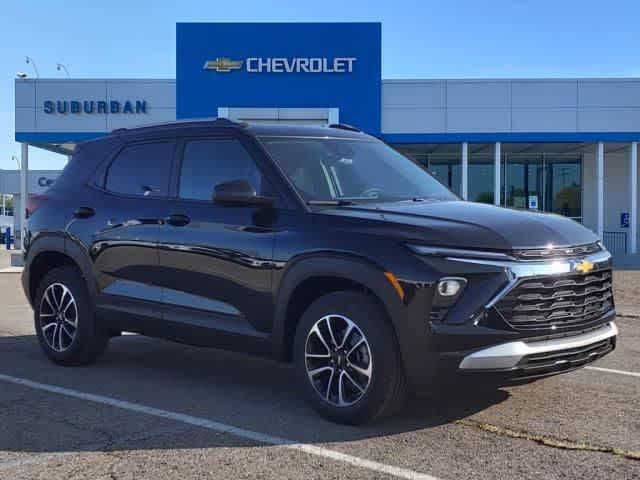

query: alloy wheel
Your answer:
[304,314,372,407]
[39,283,78,352]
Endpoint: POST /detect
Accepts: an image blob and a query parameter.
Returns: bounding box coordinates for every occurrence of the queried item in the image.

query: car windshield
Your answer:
[259,136,457,204]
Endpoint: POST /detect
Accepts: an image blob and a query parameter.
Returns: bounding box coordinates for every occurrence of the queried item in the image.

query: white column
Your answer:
[461,142,468,200]
[20,143,28,250]
[328,108,340,125]
[596,142,605,240]
[217,107,230,119]
[630,142,638,254]
[494,142,501,206]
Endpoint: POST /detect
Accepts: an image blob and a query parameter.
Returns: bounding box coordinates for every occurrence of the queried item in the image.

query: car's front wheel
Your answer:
[294,291,406,424]
[34,266,108,366]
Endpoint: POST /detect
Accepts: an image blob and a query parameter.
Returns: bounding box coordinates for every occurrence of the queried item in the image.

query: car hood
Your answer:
[321,200,598,251]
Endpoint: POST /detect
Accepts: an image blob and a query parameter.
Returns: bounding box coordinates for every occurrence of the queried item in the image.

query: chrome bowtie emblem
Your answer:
[573,260,595,274]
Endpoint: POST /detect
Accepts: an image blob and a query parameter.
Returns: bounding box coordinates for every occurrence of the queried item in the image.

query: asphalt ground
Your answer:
[0,272,638,480]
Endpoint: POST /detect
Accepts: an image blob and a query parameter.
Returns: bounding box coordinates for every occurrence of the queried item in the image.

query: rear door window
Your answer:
[105,142,175,197]
[179,138,265,201]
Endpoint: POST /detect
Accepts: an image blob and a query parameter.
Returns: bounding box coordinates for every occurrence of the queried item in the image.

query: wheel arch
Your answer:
[271,253,405,362]
[24,234,96,305]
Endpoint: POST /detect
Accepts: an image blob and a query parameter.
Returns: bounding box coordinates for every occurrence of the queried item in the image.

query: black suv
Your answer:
[22,119,617,424]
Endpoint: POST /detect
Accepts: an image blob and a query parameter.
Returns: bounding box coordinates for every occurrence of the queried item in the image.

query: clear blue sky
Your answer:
[2,0,639,170]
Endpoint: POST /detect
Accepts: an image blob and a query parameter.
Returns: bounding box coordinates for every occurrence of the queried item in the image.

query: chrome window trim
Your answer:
[459,321,618,370]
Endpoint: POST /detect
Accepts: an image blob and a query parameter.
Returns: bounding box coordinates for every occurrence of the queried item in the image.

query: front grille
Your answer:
[512,242,601,260]
[495,269,614,332]
[517,337,615,373]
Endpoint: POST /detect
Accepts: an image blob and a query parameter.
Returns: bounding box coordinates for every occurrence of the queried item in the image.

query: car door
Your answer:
[155,134,277,351]
[83,140,176,332]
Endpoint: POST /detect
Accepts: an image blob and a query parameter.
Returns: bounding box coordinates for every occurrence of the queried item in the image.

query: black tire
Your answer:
[294,291,406,425]
[34,266,108,366]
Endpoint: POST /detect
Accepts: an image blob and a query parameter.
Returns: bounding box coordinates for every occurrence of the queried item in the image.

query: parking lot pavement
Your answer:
[0,273,638,479]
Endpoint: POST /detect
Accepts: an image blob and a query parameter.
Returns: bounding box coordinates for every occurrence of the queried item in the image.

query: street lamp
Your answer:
[25,56,39,78]
[56,63,70,78]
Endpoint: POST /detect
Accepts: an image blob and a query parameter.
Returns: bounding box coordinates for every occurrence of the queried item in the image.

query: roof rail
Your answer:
[111,117,246,135]
[328,123,362,133]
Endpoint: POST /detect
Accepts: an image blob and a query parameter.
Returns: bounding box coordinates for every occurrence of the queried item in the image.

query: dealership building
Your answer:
[12,22,640,255]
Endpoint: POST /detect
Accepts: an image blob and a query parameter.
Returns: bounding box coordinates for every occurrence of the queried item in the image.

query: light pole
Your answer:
[56,63,70,78]
[25,56,39,78]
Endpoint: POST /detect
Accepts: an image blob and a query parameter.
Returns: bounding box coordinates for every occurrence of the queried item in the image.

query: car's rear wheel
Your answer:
[34,266,108,366]
[294,291,406,424]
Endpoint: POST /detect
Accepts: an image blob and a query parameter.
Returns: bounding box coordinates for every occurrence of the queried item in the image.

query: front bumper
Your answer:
[459,321,617,374]
[399,245,618,390]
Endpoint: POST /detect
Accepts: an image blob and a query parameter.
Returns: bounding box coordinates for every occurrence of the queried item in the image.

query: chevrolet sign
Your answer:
[204,57,357,73]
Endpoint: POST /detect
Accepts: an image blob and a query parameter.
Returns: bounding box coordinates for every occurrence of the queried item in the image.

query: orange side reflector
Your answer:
[384,272,405,301]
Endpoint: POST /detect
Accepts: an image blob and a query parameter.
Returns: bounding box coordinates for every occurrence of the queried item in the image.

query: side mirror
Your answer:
[213,179,274,207]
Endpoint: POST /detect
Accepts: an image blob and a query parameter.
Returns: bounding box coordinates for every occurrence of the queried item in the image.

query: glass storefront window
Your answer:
[396,146,461,196]
[396,144,582,222]
[469,145,495,204]
[428,155,461,196]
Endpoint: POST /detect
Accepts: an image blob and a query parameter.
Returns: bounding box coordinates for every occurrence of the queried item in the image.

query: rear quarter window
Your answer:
[105,141,175,197]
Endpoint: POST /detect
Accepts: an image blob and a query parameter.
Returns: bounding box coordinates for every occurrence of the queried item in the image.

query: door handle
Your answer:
[166,214,190,227]
[73,207,95,219]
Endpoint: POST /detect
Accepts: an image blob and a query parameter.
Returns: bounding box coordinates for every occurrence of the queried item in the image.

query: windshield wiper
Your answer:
[396,196,449,203]
[306,199,355,206]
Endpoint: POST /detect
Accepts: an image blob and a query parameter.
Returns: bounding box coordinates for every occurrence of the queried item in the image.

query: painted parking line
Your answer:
[585,366,640,378]
[0,373,438,480]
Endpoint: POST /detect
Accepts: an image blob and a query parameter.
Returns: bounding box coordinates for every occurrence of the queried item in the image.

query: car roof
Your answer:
[105,118,369,141]
[246,123,367,139]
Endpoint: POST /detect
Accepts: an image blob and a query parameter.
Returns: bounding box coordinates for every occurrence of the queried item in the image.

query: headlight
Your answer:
[406,244,515,261]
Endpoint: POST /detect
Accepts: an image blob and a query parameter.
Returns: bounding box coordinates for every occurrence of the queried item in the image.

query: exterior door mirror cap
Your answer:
[213,179,274,207]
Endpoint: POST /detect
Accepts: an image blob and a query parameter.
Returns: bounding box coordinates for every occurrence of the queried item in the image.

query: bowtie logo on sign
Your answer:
[203,58,244,72]
[203,57,357,73]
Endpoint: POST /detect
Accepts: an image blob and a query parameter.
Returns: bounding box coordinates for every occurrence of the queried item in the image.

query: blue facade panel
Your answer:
[176,22,382,134]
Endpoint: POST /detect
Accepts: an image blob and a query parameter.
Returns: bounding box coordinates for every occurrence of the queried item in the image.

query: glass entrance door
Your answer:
[545,156,582,222]
[503,153,582,222]
[504,155,544,211]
